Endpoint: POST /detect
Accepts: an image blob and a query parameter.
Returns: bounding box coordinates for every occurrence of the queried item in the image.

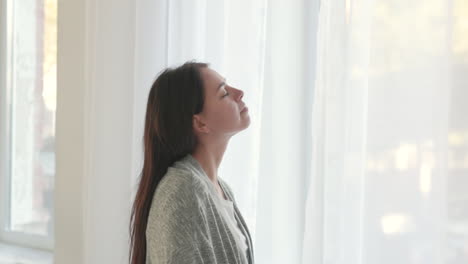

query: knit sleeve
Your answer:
[145,173,215,264]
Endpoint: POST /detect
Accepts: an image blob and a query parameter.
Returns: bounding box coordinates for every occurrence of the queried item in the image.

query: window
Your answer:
[0,0,56,252]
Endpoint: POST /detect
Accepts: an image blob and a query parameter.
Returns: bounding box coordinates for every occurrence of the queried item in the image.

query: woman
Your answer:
[129,61,254,264]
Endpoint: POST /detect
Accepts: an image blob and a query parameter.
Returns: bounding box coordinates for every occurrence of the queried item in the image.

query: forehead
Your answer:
[200,68,224,92]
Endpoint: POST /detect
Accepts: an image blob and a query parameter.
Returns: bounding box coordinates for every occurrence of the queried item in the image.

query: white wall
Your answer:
[55,0,86,261]
[56,0,138,263]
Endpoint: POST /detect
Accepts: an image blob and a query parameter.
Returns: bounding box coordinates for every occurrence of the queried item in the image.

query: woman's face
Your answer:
[193,67,250,137]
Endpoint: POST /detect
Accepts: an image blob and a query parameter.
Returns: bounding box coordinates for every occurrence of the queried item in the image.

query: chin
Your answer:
[242,118,251,130]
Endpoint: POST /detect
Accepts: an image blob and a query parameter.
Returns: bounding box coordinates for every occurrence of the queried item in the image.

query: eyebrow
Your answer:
[216,79,227,93]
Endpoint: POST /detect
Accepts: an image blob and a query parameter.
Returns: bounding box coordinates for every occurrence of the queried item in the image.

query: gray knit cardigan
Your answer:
[145,154,255,264]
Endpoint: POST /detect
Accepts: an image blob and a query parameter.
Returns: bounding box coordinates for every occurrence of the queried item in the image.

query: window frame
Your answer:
[0,0,54,252]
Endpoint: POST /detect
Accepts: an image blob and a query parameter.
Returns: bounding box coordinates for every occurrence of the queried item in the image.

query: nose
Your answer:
[236,88,244,101]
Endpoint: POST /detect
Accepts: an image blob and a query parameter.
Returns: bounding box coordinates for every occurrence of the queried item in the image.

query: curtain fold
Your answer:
[308,0,468,263]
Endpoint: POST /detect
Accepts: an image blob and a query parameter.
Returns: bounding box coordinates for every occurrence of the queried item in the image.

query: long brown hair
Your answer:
[129,61,209,264]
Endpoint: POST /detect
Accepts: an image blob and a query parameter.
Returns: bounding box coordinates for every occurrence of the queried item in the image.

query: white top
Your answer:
[219,196,249,263]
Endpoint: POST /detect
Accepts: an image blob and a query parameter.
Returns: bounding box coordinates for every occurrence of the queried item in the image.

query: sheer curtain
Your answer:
[132,0,314,263]
[305,0,468,263]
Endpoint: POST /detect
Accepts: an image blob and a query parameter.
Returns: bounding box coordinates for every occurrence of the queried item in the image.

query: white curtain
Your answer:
[133,0,315,263]
[305,0,468,263]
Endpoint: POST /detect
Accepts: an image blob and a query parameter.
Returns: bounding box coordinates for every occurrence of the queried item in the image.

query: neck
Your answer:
[191,139,229,184]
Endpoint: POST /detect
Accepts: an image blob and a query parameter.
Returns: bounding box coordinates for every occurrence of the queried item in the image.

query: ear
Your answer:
[193,114,210,134]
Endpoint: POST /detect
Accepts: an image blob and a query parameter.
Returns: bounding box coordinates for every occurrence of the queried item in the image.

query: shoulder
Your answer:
[145,168,208,262]
[151,167,204,211]
[147,167,207,234]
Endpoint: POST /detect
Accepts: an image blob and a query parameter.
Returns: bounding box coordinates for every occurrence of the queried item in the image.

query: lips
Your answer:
[240,106,248,113]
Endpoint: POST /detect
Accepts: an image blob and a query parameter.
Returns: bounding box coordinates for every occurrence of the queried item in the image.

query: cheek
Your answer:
[212,108,234,123]
[208,105,239,129]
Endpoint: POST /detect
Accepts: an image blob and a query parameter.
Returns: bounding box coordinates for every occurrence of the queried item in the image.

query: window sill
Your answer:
[0,242,52,264]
